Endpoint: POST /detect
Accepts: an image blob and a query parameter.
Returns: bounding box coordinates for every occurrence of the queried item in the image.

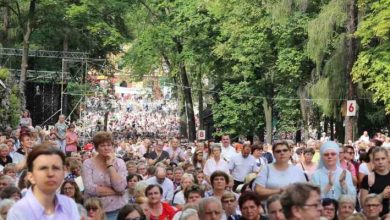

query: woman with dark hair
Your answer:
[358,146,375,186]
[145,184,176,220]
[60,180,84,204]
[296,147,317,181]
[238,191,268,220]
[82,131,127,220]
[192,150,205,169]
[117,204,146,220]
[7,144,80,219]
[321,198,338,220]
[125,174,142,204]
[255,141,307,200]
[0,186,21,201]
[205,170,231,199]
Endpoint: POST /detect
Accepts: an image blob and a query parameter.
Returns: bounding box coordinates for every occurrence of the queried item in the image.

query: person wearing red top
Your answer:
[65,124,78,156]
[146,184,176,220]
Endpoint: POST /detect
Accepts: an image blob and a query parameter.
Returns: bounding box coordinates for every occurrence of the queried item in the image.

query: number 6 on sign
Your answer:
[346,100,356,116]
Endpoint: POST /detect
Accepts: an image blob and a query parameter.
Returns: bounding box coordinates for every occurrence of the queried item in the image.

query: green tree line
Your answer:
[1,0,389,142]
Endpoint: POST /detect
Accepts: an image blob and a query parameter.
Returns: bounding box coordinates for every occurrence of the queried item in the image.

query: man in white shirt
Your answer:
[146,165,174,203]
[220,134,237,162]
[229,144,259,191]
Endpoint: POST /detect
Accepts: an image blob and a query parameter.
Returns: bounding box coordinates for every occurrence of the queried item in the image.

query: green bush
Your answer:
[0,68,10,80]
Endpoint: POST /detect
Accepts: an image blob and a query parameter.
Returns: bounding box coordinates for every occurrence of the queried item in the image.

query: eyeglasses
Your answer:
[63,187,74,191]
[274,149,289,154]
[86,206,98,211]
[365,204,381,208]
[323,152,337,157]
[125,217,142,220]
[302,203,322,209]
[222,199,235,204]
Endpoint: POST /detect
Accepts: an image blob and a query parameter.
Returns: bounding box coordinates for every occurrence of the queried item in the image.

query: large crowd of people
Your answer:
[0,97,390,220]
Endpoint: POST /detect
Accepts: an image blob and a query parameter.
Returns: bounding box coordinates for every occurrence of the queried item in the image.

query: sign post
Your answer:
[346,100,356,116]
[197,130,206,140]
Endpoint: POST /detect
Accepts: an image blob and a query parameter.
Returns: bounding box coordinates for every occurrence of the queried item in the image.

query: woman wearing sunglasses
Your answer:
[84,197,106,220]
[255,141,307,200]
[311,141,356,200]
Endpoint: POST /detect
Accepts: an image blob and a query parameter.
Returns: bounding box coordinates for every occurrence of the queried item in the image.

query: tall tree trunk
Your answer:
[179,63,196,141]
[344,0,358,143]
[179,91,188,139]
[20,0,36,109]
[263,98,272,144]
[0,3,10,47]
[175,38,196,141]
[197,69,204,130]
[298,86,310,141]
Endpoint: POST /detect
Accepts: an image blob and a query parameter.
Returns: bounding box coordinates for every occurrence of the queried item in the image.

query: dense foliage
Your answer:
[1,0,389,141]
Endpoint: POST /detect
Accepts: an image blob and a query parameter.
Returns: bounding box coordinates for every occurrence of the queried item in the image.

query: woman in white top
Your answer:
[358,147,374,186]
[203,144,229,182]
[255,141,307,200]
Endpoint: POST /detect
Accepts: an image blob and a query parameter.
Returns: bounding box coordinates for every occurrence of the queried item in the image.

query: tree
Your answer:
[307,0,359,142]
[352,0,390,112]
[124,0,221,141]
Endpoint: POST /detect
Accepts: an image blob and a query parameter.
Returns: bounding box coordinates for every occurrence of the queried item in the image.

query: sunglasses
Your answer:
[323,152,337,157]
[86,206,98,211]
[125,217,143,220]
[274,149,289,154]
[222,199,235,203]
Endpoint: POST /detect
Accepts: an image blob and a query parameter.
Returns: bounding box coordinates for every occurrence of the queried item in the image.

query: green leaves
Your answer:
[352,0,390,112]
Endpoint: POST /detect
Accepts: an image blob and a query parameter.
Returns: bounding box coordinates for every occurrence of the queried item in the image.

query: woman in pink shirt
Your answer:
[65,124,78,156]
[82,131,127,220]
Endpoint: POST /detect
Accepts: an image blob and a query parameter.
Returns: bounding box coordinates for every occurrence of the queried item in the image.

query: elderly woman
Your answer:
[255,141,307,200]
[203,144,229,182]
[311,141,356,200]
[82,131,127,220]
[172,173,194,209]
[0,144,12,172]
[337,195,356,220]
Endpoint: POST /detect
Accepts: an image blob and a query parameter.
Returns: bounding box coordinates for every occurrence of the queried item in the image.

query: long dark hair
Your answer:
[117,204,145,220]
[60,180,84,204]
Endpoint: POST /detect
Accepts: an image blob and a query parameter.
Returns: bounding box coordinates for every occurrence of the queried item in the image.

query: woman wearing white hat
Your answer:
[311,141,356,200]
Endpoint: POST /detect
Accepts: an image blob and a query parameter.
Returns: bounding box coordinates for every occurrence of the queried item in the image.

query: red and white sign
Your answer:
[198,130,206,140]
[346,100,356,116]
